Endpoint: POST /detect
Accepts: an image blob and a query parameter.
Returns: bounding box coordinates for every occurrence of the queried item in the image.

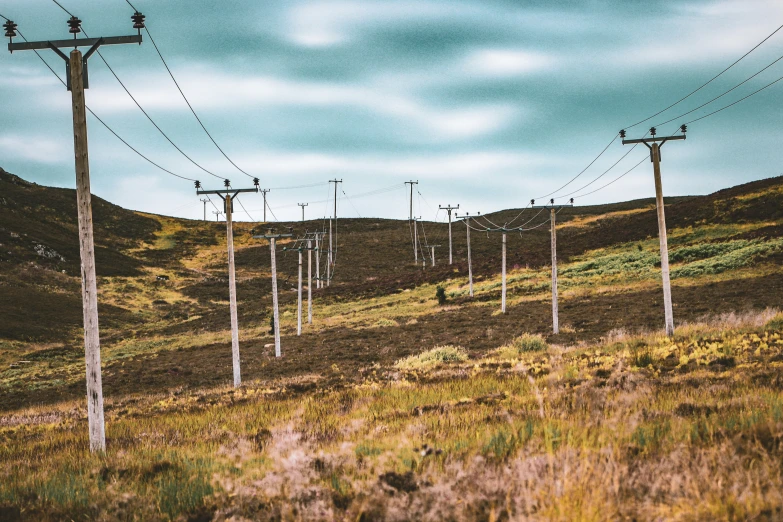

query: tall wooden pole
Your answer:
[262,191,268,222]
[225,194,241,387]
[431,246,435,267]
[414,219,419,264]
[297,248,303,336]
[327,219,332,287]
[71,50,105,453]
[270,238,281,357]
[466,218,473,298]
[448,210,453,264]
[652,143,674,336]
[501,232,507,313]
[315,235,321,289]
[550,208,559,335]
[307,239,313,324]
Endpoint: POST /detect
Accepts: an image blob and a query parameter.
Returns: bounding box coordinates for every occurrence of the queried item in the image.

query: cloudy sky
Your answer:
[0,0,782,222]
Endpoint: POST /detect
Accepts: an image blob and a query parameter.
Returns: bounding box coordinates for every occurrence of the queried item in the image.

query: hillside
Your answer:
[1,168,782,520]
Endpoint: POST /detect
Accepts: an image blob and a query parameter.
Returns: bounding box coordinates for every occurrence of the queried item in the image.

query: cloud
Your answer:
[463,49,554,77]
[0,134,70,165]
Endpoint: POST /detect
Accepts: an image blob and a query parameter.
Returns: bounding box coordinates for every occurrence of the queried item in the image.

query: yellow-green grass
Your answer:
[2,314,782,520]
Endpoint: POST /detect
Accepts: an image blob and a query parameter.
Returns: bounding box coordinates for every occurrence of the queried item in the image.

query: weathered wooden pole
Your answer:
[431,246,436,267]
[224,194,242,387]
[550,208,559,335]
[297,247,303,336]
[70,49,105,453]
[439,204,459,264]
[315,234,321,289]
[307,239,313,324]
[652,142,674,336]
[466,216,473,297]
[270,238,281,357]
[622,127,686,337]
[327,219,332,287]
[414,218,419,264]
[501,232,507,313]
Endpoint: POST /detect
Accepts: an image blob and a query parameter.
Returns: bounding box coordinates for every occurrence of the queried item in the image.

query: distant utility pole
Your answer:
[405,181,419,262]
[254,228,293,356]
[285,239,318,333]
[200,198,209,221]
[412,217,422,265]
[439,204,459,264]
[298,202,308,222]
[213,210,223,221]
[197,178,260,387]
[458,214,474,297]
[328,179,342,287]
[259,189,271,222]
[424,244,441,267]
[312,230,325,289]
[532,198,573,334]
[621,125,687,337]
[501,232,507,313]
[5,12,146,453]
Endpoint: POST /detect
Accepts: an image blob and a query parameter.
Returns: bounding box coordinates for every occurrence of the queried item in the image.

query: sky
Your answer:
[0,0,782,222]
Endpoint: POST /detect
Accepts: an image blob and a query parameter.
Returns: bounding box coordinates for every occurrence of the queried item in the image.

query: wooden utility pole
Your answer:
[213,210,223,221]
[405,180,419,262]
[298,202,308,222]
[328,179,342,287]
[6,13,145,453]
[254,228,293,356]
[622,126,687,336]
[424,244,441,267]
[200,198,209,221]
[501,232,507,313]
[285,240,318,333]
[198,180,259,386]
[439,204,459,264]
[460,214,474,297]
[260,189,271,222]
[313,231,323,289]
[533,198,573,334]
[307,239,313,324]
[413,217,422,264]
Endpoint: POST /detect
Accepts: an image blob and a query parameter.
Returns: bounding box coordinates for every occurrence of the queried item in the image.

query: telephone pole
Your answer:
[197,179,259,387]
[254,228,293,357]
[298,202,308,222]
[213,210,223,221]
[423,244,441,267]
[285,239,318,333]
[405,181,419,262]
[200,198,209,221]
[413,217,422,265]
[328,179,342,287]
[312,230,325,289]
[532,198,573,334]
[259,189,271,222]
[621,126,687,336]
[459,214,474,297]
[5,12,146,453]
[439,204,459,264]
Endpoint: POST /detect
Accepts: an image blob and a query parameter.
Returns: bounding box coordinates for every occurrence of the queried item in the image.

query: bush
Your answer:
[494,334,548,360]
[435,286,447,306]
[766,313,783,332]
[395,345,468,370]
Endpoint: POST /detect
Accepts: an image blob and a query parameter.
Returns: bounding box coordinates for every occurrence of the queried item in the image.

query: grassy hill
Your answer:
[1,167,782,520]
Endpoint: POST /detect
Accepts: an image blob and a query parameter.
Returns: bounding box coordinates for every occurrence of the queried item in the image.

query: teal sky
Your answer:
[1,0,781,222]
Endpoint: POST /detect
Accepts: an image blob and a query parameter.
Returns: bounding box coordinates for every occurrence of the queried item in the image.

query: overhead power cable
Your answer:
[535,134,618,200]
[683,71,783,125]
[623,22,783,130]
[571,156,647,199]
[142,23,255,179]
[51,0,74,17]
[654,52,783,128]
[8,22,198,183]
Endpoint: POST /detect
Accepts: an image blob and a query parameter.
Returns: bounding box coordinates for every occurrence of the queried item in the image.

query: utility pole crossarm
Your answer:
[197,188,258,195]
[9,35,142,52]
[621,135,686,145]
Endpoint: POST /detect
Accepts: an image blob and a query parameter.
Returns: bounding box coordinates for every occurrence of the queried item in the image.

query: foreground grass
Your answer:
[1,311,782,521]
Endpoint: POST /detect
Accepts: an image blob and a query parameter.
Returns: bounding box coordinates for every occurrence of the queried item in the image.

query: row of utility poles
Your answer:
[5,12,687,456]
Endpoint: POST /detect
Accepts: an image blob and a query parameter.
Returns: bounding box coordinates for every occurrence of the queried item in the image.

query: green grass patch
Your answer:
[395,345,468,370]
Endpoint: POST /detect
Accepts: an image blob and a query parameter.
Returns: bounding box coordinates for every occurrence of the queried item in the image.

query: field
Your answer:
[1,168,782,520]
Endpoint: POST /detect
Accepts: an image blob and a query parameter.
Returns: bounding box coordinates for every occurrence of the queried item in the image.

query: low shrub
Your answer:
[394,345,468,370]
[495,334,548,360]
[435,286,447,306]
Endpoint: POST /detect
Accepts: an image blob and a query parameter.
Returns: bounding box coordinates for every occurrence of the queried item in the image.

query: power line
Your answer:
[684,71,783,125]
[654,52,783,128]
[51,0,74,17]
[141,23,255,179]
[235,197,257,222]
[9,23,198,183]
[623,22,783,130]
[535,134,618,199]
[571,156,647,199]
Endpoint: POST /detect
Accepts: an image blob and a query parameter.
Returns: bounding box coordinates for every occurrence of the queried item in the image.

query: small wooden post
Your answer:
[225,194,241,387]
[501,232,507,313]
[297,248,303,336]
[652,142,674,336]
[431,246,435,267]
[71,49,105,453]
[307,239,313,324]
[550,208,559,335]
[466,217,473,297]
[270,238,281,357]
